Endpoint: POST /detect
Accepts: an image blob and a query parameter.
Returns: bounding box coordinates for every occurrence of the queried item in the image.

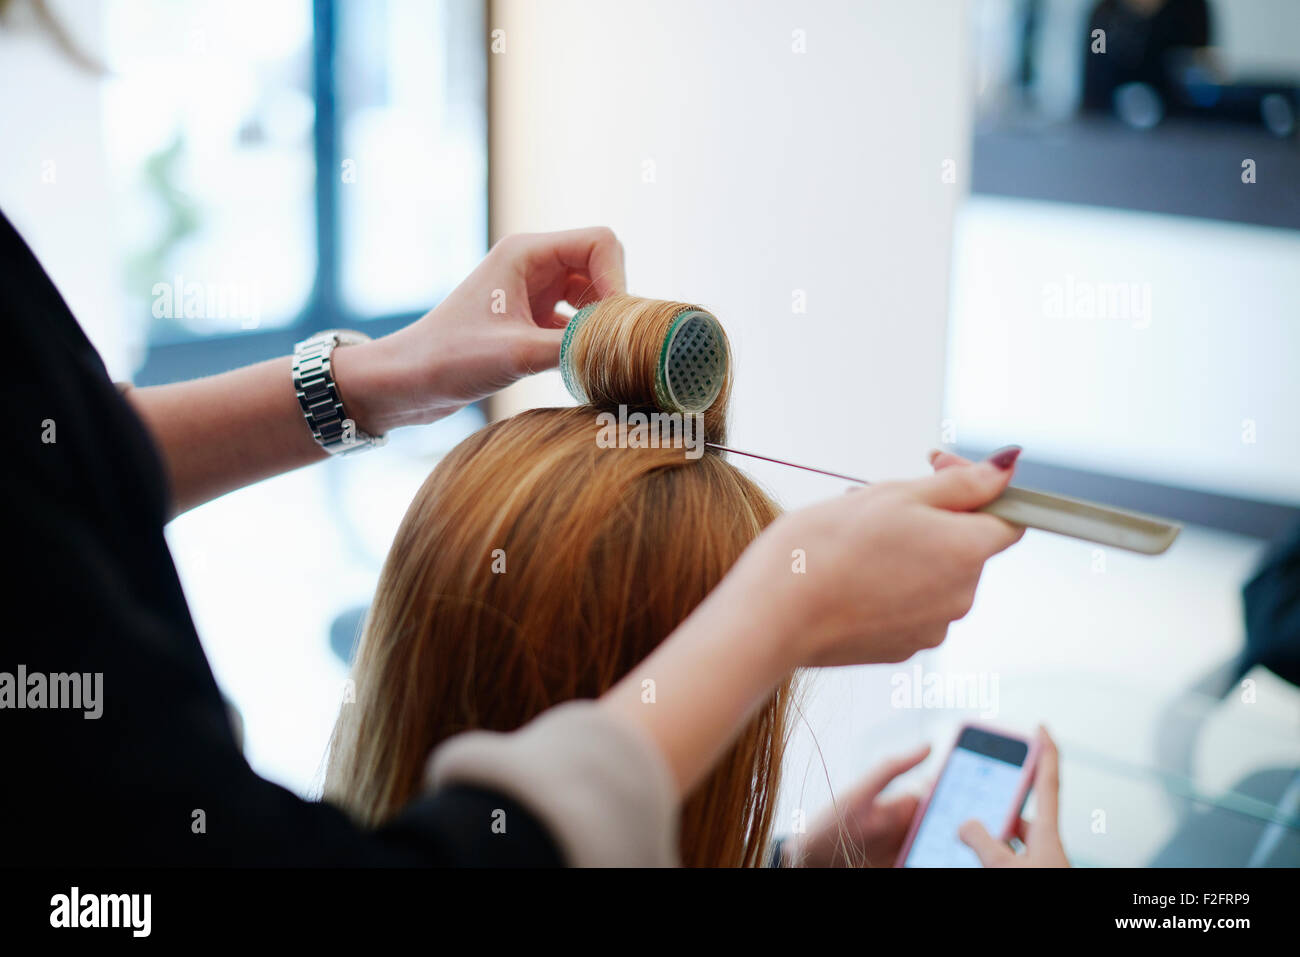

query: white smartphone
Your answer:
[895,724,1038,868]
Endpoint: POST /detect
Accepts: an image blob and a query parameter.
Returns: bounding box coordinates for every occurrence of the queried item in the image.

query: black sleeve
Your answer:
[1241,522,1300,689]
[0,208,563,867]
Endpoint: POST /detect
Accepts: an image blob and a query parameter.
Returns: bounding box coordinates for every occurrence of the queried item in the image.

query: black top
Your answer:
[1242,520,1300,688]
[0,210,561,866]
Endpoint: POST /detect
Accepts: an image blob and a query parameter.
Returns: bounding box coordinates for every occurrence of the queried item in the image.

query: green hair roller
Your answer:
[559,303,729,414]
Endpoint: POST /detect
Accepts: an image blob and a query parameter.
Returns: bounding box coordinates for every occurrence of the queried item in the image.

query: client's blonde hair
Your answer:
[325,296,791,867]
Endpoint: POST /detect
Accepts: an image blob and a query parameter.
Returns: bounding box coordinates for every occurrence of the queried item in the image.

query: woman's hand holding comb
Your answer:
[600,454,1025,796]
[744,450,1025,667]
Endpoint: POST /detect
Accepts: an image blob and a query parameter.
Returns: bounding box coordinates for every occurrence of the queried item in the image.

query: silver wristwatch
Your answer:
[292,329,386,455]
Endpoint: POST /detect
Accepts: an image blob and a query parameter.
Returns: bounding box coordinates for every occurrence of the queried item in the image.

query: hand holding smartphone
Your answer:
[895,724,1040,868]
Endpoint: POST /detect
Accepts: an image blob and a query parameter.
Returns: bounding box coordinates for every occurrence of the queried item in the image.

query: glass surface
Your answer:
[938,669,1300,867]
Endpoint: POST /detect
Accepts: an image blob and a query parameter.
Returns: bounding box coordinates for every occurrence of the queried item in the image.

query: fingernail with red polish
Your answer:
[987,445,1022,470]
[927,448,942,465]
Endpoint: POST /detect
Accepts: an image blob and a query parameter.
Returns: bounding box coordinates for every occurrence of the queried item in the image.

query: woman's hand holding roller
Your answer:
[333,227,627,434]
[130,227,627,515]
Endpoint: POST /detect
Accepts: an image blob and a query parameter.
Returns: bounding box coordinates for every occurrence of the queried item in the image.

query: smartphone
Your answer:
[895,724,1038,868]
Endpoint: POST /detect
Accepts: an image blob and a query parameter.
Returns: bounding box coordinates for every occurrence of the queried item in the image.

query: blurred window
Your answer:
[103,0,487,383]
[337,0,487,316]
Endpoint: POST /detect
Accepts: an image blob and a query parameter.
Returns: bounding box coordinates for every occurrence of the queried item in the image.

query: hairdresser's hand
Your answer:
[959,727,1070,867]
[600,452,1023,800]
[788,744,930,867]
[332,227,627,433]
[929,448,982,472]
[735,451,1024,668]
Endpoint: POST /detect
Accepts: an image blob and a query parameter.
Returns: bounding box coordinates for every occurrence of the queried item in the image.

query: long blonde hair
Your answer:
[326,297,791,866]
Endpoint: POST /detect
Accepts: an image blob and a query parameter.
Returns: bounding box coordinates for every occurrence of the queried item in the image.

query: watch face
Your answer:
[324,329,370,348]
[297,329,369,353]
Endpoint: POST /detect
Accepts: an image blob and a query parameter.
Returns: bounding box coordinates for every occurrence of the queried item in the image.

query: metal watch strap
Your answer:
[292,329,386,455]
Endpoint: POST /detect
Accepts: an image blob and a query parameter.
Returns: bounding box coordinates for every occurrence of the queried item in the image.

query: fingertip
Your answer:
[986,445,1022,471]
[979,457,1019,500]
[894,742,931,771]
[982,458,1017,483]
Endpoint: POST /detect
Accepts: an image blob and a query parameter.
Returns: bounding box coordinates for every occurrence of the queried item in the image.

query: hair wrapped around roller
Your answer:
[559,294,731,442]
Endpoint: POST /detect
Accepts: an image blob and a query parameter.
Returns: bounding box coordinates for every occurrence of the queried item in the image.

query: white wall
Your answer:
[489,0,970,507]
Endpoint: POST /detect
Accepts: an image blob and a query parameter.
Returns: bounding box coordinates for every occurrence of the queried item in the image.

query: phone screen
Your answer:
[902,727,1030,868]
